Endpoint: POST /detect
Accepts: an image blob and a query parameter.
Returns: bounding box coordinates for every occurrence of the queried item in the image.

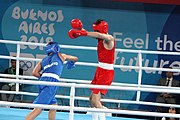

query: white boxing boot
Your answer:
[92,112,98,120]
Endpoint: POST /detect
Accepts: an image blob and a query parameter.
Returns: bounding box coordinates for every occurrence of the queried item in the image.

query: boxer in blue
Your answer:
[25,42,78,120]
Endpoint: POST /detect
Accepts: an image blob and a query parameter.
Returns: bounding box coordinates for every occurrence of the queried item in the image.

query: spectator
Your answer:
[161,107,179,120]
[156,67,179,113]
[1,58,23,102]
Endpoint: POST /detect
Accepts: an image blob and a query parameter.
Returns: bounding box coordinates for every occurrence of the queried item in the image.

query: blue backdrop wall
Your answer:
[0,0,179,111]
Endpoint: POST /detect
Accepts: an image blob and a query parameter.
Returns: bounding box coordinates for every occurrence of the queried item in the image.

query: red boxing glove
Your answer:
[68,29,87,39]
[71,18,83,29]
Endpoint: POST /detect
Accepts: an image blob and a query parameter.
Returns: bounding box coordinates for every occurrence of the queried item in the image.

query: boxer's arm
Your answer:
[32,61,42,78]
[68,18,114,41]
[58,53,78,63]
[68,29,87,39]
[87,32,114,41]
[68,29,114,42]
[65,54,78,62]
[61,53,78,69]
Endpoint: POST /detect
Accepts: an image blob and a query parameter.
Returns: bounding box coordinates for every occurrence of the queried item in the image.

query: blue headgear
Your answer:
[45,42,60,55]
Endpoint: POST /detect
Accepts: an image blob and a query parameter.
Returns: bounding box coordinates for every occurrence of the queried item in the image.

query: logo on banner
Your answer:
[19,60,32,71]
[11,6,64,50]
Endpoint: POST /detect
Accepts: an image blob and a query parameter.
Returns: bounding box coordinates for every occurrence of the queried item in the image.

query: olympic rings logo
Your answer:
[19,61,32,71]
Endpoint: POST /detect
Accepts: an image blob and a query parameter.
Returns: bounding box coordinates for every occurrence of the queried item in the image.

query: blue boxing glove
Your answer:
[66,61,75,69]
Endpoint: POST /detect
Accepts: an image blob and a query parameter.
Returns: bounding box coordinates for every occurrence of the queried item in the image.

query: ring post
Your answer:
[136,52,142,102]
[16,43,21,93]
[69,83,75,120]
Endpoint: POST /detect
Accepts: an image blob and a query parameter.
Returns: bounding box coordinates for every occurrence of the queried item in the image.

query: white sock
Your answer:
[92,112,98,120]
[99,113,106,120]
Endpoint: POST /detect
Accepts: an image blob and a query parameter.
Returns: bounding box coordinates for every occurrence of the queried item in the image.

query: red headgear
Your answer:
[92,20,108,34]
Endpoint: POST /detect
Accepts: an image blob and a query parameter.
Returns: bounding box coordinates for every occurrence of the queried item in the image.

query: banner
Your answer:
[0,0,179,111]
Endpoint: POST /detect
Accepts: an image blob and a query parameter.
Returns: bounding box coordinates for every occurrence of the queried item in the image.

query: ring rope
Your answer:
[1,78,180,109]
[0,74,179,90]
[1,78,180,94]
[0,39,179,119]
[0,101,180,118]
[0,89,180,109]
[0,39,180,55]
[0,55,179,73]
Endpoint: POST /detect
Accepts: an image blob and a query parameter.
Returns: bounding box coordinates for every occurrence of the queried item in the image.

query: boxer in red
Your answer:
[68,19,116,120]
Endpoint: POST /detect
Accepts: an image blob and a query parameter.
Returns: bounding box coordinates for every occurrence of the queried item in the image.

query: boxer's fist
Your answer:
[66,61,75,69]
[71,18,83,29]
[68,29,87,39]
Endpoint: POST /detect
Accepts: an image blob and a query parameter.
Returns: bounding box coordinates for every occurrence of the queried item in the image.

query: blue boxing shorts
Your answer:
[33,77,59,105]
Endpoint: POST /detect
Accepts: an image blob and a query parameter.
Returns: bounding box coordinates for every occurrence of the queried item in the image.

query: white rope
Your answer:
[0,39,180,55]
[1,73,180,109]
[0,101,180,118]
[1,73,180,91]
[0,55,179,73]
[0,74,180,91]
[1,77,180,110]
[1,90,180,109]
[1,78,180,94]
[0,39,180,119]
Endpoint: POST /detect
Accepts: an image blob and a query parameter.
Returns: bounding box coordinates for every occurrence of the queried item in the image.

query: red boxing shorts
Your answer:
[90,67,114,95]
